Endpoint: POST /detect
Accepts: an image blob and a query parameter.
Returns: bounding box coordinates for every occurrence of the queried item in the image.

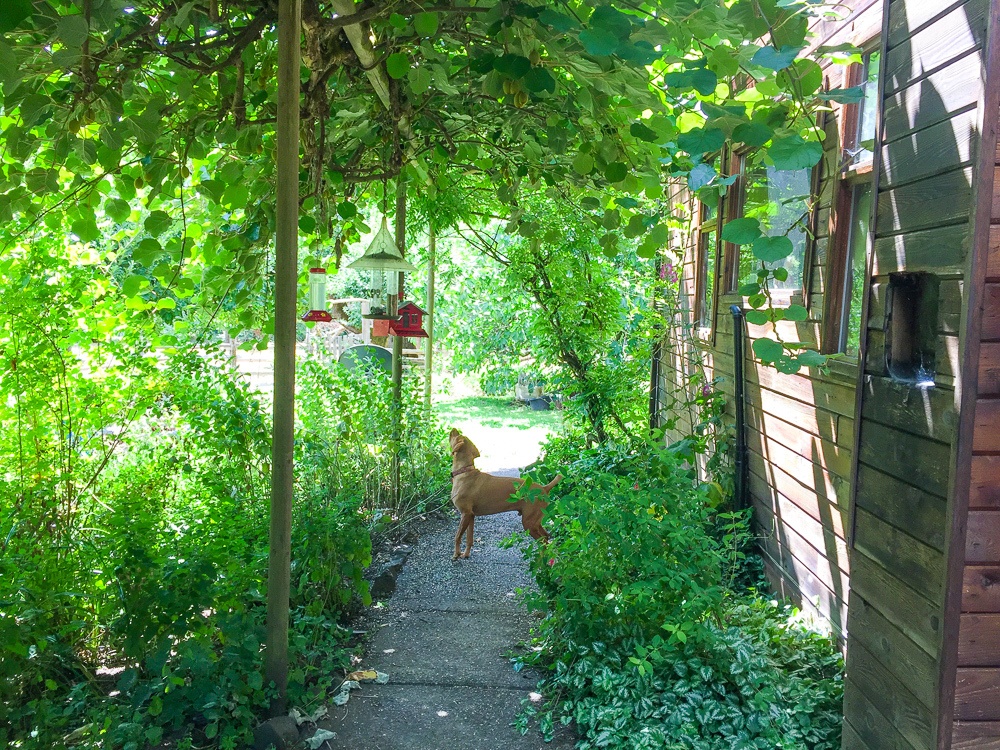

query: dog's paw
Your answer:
[460,551,471,559]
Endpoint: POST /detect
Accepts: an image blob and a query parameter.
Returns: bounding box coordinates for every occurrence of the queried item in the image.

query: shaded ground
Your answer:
[330,469,574,750]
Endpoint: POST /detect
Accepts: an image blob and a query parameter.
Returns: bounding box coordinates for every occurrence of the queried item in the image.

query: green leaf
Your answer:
[122,275,149,297]
[144,210,172,236]
[579,29,619,56]
[732,122,772,148]
[752,337,784,363]
[590,6,632,38]
[690,68,718,96]
[337,201,358,219]
[494,54,531,78]
[572,153,595,175]
[769,134,823,170]
[72,218,100,243]
[752,45,803,71]
[0,0,32,33]
[538,9,579,32]
[133,238,163,266]
[604,161,627,183]
[155,297,177,310]
[738,282,761,296]
[688,163,716,192]
[298,215,316,233]
[819,86,865,104]
[204,722,218,740]
[386,53,410,80]
[408,66,432,95]
[752,235,794,262]
[720,217,761,245]
[105,198,131,224]
[773,267,789,282]
[414,12,439,36]
[677,128,725,155]
[784,303,808,322]
[797,349,827,367]
[629,122,658,143]
[56,14,90,48]
[523,67,556,94]
[745,310,769,325]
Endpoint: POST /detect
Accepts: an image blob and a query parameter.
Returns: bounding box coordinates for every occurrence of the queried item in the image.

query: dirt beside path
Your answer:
[328,469,575,750]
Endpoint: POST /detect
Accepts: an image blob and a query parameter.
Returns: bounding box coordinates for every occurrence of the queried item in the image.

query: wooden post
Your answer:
[424,223,435,409]
[264,0,300,716]
[391,176,406,508]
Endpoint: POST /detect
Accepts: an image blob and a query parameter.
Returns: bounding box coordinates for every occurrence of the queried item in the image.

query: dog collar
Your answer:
[451,466,475,478]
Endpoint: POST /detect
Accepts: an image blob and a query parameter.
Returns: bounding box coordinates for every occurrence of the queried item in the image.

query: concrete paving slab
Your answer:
[329,684,575,750]
[325,468,575,749]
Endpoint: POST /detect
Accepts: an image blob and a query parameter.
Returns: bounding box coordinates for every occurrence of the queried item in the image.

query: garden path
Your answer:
[328,467,575,750]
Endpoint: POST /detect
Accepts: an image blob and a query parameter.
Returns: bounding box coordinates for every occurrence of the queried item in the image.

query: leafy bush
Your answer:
[0,333,449,749]
[516,439,843,750]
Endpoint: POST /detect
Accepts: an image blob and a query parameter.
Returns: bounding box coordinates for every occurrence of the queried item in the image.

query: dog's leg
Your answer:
[522,510,550,543]
[453,513,473,560]
[461,514,475,558]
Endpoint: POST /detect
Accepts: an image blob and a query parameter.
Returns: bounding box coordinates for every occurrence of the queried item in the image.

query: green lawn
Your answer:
[434,396,562,472]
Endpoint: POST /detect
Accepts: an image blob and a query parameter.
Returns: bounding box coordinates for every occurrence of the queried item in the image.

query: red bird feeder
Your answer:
[388,302,429,338]
[302,267,333,322]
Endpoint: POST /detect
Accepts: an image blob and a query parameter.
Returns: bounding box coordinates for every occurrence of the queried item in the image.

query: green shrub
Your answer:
[517,439,843,750]
[0,343,448,749]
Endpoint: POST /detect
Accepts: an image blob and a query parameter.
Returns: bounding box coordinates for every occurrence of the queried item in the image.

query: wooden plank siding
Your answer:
[845,0,993,747]
[651,0,997,747]
[949,0,1000,728]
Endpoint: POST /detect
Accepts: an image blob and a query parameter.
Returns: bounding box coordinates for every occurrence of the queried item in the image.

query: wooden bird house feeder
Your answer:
[301,267,333,322]
[347,216,416,320]
[388,301,429,338]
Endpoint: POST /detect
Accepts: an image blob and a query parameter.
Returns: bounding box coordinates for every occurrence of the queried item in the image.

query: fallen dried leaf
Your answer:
[346,670,378,682]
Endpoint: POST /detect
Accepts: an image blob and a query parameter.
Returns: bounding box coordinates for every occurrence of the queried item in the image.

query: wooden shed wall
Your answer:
[655,0,889,639]
[949,90,1000,750]
[841,0,991,748]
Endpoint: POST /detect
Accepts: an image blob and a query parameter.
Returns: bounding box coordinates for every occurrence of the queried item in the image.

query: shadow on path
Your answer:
[330,468,576,750]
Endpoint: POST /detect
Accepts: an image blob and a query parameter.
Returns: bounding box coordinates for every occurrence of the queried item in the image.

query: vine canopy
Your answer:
[1,0,857,365]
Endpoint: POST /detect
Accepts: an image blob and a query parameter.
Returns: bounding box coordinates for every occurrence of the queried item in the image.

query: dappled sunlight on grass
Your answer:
[435,396,562,472]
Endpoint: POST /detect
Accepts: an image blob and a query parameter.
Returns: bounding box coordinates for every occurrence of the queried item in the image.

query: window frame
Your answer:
[719,147,819,306]
[821,44,880,357]
[693,198,719,339]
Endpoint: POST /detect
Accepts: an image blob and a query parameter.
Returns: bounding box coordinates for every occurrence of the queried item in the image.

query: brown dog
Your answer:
[448,428,561,560]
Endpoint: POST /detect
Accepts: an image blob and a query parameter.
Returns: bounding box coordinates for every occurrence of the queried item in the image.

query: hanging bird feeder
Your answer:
[388,301,429,338]
[301,267,333,322]
[348,216,416,320]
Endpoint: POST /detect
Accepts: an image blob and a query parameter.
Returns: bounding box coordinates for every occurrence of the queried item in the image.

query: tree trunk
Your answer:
[264,0,300,716]
[391,176,407,509]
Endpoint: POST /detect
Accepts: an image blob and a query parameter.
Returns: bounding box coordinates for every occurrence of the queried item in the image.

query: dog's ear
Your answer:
[449,428,459,438]
[451,437,465,453]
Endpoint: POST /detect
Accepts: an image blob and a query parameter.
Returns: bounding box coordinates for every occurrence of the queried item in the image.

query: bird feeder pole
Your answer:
[424,223,436,409]
[265,0,300,715]
[391,175,406,508]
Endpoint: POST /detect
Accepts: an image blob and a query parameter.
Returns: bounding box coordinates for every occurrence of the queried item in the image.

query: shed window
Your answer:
[694,200,718,331]
[737,164,813,293]
[823,45,880,357]
[720,151,814,298]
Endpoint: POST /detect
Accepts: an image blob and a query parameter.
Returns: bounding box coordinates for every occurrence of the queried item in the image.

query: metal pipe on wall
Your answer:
[730,304,748,510]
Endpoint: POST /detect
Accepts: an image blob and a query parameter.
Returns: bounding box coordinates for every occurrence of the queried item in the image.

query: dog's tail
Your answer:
[543,474,563,491]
